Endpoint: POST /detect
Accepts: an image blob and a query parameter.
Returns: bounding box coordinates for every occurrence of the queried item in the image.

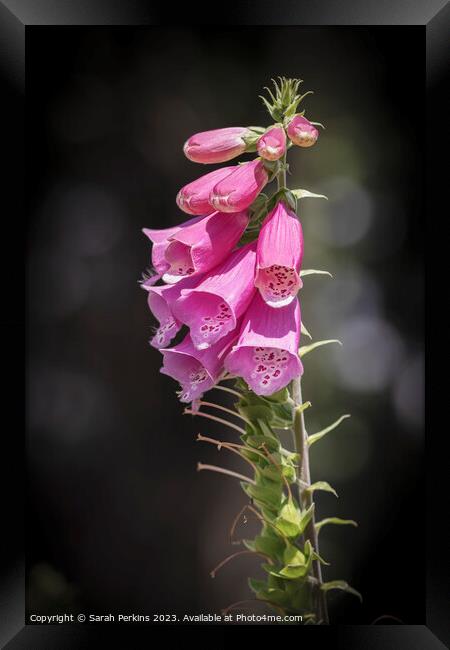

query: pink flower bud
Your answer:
[209,159,269,213]
[224,292,303,396]
[162,210,249,283]
[176,166,235,215]
[287,115,319,148]
[255,201,303,308]
[183,127,249,164]
[160,328,239,403]
[257,126,286,161]
[173,242,257,350]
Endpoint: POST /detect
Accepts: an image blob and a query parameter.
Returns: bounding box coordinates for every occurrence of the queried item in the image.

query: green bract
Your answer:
[260,77,314,123]
[205,375,359,620]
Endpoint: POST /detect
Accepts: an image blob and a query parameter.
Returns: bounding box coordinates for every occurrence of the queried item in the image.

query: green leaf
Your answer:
[301,322,312,340]
[238,403,273,423]
[243,480,283,511]
[284,580,312,611]
[299,339,342,359]
[291,188,328,201]
[297,503,315,534]
[238,229,259,245]
[278,563,310,580]
[311,549,330,566]
[255,585,291,608]
[234,377,249,392]
[284,99,300,118]
[248,578,267,595]
[245,434,280,453]
[275,500,303,538]
[257,419,275,438]
[255,534,285,559]
[238,388,295,430]
[315,518,358,533]
[243,130,264,149]
[308,414,351,447]
[267,571,284,590]
[321,580,362,602]
[283,543,306,567]
[248,192,268,217]
[276,501,315,538]
[306,481,338,498]
[300,269,333,278]
[260,462,296,484]
[279,543,313,580]
[267,402,295,429]
[264,387,291,403]
[259,95,275,117]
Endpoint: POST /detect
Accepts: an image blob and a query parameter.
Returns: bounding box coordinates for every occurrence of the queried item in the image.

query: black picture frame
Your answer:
[1,1,446,647]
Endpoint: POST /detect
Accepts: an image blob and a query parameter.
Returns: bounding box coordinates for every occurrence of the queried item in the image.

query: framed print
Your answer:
[1,1,447,646]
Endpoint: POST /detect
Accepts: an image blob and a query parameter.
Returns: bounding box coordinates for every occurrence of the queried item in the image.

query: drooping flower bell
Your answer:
[209,159,269,213]
[176,166,235,215]
[144,274,203,349]
[255,201,304,308]
[286,114,319,148]
[183,127,250,164]
[142,215,203,281]
[257,125,286,161]
[224,292,303,396]
[172,242,257,350]
[161,210,249,283]
[160,328,239,403]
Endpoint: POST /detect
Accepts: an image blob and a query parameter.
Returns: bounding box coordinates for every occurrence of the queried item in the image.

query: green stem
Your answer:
[292,377,329,624]
[277,152,287,189]
[277,149,329,625]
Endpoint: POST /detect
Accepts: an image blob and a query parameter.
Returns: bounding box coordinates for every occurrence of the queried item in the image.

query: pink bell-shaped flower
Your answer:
[162,210,249,283]
[160,328,239,403]
[224,292,303,396]
[209,159,269,213]
[172,242,257,350]
[144,274,203,349]
[255,201,304,308]
[183,127,249,164]
[142,215,203,280]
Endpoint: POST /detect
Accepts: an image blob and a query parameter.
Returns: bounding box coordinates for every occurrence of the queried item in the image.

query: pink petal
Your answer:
[163,210,249,283]
[183,127,249,164]
[160,328,239,403]
[255,201,303,308]
[172,242,257,350]
[140,270,162,288]
[143,216,204,276]
[147,274,202,348]
[176,166,235,215]
[224,293,303,395]
[209,159,269,213]
[257,126,286,161]
[286,115,319,148]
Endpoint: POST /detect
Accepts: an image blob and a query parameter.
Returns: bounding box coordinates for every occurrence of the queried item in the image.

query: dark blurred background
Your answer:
[26,26,424,624]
